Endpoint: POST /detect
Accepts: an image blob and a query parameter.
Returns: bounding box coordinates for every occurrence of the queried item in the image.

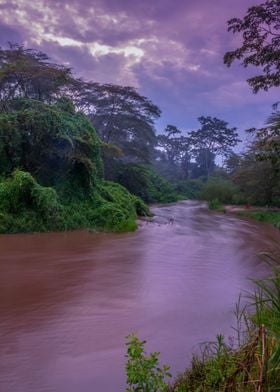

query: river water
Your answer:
[0,201,279,391]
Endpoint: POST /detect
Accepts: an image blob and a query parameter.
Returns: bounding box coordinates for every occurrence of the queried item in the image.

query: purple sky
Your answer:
[0,0,279,144]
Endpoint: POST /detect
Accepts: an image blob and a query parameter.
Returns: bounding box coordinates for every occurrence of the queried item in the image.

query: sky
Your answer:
[0,0,279,144]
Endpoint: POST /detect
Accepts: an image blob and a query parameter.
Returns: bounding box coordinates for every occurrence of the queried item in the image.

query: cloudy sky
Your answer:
[0,0,279,141]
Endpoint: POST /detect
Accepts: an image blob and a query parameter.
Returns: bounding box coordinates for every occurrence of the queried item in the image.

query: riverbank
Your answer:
[2,201,280,391]
[222,204,280,229]
[126,257,280,391]
[169,257,280,391]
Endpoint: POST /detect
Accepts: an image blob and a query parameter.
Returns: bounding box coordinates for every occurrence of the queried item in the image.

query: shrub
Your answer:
[0,171,149,233]
[125,334,172,392]
[174,179,204,200]
[169,257,280,391]
[208,198,223,210]
[116,164,178,204]
[200,178,239,204]
[0,99,152,233]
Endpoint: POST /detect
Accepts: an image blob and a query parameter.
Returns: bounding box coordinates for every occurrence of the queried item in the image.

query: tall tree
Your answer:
[74,82,161,163]
[224,0,280,93]
[189,116,240,178]
[157,125,191,180]
[0,44,74,107]
[247,109,280,171]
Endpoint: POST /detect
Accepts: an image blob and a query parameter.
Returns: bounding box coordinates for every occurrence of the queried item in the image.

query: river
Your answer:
[0,201,279,391]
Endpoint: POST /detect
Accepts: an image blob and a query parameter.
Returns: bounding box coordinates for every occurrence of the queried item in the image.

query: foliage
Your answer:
[157,125,191,180]
[91,181,139,232]
[0,170,149,233]
[155,117,239,182]
[75,82,161,163]
[0,98,103,188]
[238,211,280,229]
[125,334,172,392]
[131,194,152,217]
[247,111,280,172]
[116,164,179,204]
[200,177,240,204]
[224,0,280,93]
[224,152,242,175]
[253,258,280,374]
[0,44,74,105]
[0,170,62,233]
[208,198,224,211]
[189,116,240,178]
[169,258,280,391]
[174,179,204,200]
[231,148,280,207]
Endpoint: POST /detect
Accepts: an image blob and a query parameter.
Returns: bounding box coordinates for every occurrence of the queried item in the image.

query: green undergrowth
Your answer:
[208,198,225,212]
[237,211,280,230]
[0,98,151,234]
[125,257,280,391]
[0,170,150,233]
[115,164,179,204]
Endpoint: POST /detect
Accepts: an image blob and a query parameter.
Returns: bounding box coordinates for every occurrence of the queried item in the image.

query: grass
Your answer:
[168,255,280,392]
[0,170,150,234]
[125,256,280,391]
[237,211,280,230]
[208,198,225,212]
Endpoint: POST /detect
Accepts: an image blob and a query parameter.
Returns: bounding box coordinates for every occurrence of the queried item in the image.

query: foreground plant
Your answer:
[171,256,280,391]
[125,334,172,392]
[125,257,280,391]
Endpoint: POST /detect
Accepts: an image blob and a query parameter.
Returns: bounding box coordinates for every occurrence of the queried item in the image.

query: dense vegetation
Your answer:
[0,44,244,233]
[0,94,149,232]
[0,44,279,233]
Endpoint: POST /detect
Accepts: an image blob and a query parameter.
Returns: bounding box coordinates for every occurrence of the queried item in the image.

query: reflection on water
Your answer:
[0,201,279,391]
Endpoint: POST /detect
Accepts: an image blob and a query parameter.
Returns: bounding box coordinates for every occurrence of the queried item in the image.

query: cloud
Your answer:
[0,0,277,136]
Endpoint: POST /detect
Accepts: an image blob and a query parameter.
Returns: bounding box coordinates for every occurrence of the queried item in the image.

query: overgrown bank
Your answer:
[0,99,149,233]
[236,211,280,230]
[125,258,280,391]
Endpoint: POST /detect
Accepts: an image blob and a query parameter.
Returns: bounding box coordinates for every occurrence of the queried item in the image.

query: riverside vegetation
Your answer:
[0,40,279,233]
[0,44,243,234]
[0,98,149,233]
[125,256,280,391]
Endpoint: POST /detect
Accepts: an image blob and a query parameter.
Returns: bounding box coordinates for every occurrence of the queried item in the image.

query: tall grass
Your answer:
[169,255,280,391]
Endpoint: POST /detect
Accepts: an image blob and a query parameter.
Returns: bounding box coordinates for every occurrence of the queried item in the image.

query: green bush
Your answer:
[0,99,152,234]
[238,211,280,229]
[0,171,150,233]
[174,179,204,200]
[168,259,280,391]
[0,170,62,233]
[116,164,179,204]
[125,334,172,392]
[200,178,239,204]
[208,198,223,210]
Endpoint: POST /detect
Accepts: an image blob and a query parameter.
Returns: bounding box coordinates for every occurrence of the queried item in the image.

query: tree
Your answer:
[224,152,242,175]
[224,0,280,93]
[231,147,280,206]
[189,116,240,178]
[74,82,161,163]
[0,44,74,106]
[157,125,191,180]
[0,98,102,189]
[191,148,216,178]
[247,110,280,171]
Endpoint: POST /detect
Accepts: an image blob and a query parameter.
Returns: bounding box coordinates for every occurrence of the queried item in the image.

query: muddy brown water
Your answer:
[0,201,279,392]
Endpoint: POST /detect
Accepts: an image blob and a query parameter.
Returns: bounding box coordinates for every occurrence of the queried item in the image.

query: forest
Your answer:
[0,41,279,234]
